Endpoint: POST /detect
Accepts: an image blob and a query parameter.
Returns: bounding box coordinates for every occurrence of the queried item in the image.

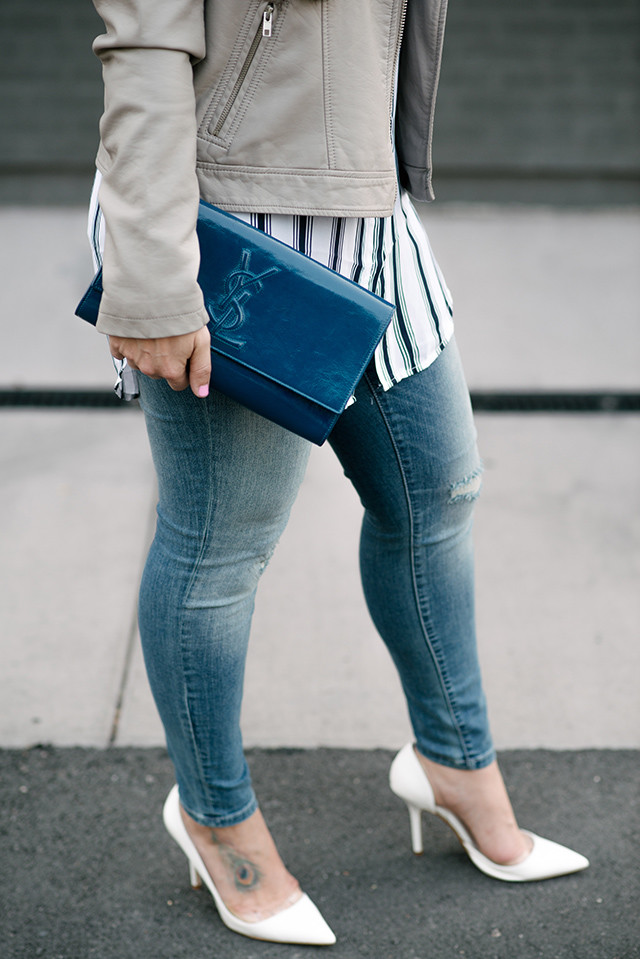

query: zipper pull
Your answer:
[263,4,274,37]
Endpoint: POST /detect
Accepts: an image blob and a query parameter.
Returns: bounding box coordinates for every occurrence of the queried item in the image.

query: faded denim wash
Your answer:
[137,338,494,827]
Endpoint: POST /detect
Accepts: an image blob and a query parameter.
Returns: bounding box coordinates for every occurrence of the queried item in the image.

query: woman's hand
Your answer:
[109,326,212,397]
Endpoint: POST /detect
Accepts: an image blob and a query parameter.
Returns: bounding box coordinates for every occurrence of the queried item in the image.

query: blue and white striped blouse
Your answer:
[235,190,453,391]
[89,173,453,397]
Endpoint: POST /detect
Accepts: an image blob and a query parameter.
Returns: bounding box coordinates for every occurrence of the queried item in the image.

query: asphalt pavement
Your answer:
[2,746,638,959]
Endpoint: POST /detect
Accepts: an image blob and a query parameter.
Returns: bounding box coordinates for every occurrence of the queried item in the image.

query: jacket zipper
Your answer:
[211,3,275,138]
[390,0,408,138]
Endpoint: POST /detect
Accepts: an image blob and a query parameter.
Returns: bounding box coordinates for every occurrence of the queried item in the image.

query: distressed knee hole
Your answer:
[257,543,278,574]
[448,466,483,504]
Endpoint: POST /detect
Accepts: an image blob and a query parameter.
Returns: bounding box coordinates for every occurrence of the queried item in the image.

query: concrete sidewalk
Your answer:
[0,204,638,752]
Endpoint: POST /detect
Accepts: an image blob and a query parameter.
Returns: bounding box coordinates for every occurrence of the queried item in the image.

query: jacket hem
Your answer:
[197,165,398,217]
[399,162,435,203]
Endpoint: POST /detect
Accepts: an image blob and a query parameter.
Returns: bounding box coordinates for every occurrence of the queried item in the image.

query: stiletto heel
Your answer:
[390,743,590,882]
[162,786,336,945]
[408,803,424,855]
[188,860,202,890]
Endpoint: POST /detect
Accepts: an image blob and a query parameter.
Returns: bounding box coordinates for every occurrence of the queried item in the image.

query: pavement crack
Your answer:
[108,493,157,746]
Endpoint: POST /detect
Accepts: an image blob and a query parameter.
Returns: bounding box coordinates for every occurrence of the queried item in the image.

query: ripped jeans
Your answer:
[137,337,495,827]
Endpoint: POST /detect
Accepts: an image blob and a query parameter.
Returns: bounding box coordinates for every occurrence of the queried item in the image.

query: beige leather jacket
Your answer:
[92,0,448,338]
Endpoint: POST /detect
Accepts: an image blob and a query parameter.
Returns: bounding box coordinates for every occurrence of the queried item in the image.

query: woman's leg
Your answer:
[137,376,312,914]
[330,338,530,863]
[330,338,490,769]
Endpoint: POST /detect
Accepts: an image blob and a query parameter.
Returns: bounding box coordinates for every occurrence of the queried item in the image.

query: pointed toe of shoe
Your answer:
[514,832,590,881]
[162,785,335,945]
[238,893,336,946]
[465,830,590,882]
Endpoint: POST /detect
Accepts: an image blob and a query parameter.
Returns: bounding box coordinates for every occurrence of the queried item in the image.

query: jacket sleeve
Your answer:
[92,0,209,338]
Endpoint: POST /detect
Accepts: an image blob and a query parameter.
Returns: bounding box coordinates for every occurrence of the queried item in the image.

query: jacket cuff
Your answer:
[96,304,209,339]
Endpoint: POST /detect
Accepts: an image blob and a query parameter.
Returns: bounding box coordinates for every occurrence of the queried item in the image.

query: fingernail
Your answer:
[198,385,209,398]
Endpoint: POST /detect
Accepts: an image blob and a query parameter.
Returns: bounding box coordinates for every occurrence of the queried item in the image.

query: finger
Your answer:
[146,354,188,391]
[158,350,191,391]
[189,326,212,398]
[166,369,190,391]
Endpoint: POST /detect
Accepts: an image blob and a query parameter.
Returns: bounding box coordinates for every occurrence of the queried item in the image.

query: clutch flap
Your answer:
[196,202,394,415]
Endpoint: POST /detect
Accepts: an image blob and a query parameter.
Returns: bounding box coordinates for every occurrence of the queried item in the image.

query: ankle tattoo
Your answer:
[210,833,262,892]
[231,855,261,892]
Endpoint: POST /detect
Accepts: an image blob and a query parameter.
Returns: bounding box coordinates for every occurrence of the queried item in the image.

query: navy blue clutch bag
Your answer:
[75,199,395,444]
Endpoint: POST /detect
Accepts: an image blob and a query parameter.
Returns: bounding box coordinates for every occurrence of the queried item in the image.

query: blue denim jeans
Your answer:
[137,338,495,826]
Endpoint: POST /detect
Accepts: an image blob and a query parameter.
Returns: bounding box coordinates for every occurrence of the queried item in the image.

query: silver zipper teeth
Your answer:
[390,0,408,137]
[211,3,275,138]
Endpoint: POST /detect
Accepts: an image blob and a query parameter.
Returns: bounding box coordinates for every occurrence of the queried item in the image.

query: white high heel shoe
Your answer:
[162,786,336,945]
[389,744,590,882]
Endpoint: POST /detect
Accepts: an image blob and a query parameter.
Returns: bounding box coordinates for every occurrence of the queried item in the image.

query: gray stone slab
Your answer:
[0,411,154,746]
[116,415,640,751]
[0,207,112,388]
[1,746,637,959]
[474,414,640,750]
[419,204,640,390]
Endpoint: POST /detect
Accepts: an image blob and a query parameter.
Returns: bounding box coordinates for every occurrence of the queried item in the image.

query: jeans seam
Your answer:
[175,397,228,817]
[363,373,475,767]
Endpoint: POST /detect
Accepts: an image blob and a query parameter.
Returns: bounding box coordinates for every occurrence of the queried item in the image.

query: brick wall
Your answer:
[0,0,638,204]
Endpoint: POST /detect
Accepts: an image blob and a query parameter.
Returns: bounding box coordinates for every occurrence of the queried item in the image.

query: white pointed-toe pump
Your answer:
[389,743,589,882]
[162,786,336,945]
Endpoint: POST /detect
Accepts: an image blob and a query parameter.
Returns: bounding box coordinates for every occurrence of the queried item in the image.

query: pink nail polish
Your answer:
[198,385,209,398]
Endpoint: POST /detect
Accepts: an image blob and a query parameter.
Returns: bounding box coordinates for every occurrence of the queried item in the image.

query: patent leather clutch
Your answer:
[75,199,395,445]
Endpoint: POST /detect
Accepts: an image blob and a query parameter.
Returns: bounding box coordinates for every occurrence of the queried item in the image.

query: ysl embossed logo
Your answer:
[207,249,279,346]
